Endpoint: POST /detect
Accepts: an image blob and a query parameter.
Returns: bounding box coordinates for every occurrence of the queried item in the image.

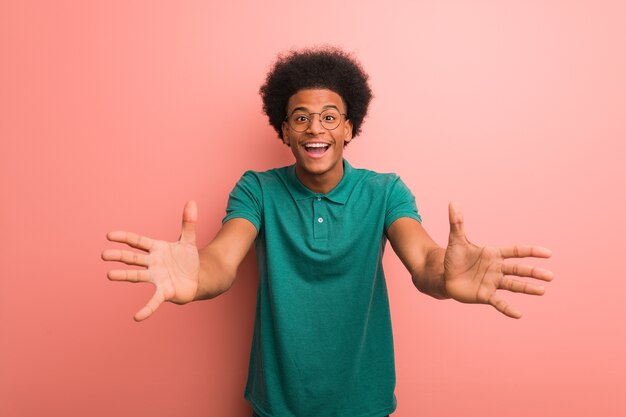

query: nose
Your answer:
[306,115,325,134]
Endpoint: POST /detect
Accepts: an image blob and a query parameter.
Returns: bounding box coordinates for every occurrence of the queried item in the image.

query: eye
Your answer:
[323,114,337,121]
[293,115,310,124]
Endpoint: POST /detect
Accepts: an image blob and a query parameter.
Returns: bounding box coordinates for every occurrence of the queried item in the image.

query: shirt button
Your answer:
[317,217,324,223]
[316,197,321,201]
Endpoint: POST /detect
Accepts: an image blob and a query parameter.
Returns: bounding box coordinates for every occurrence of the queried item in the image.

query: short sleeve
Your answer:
[384,176,422,232]
[222,171,263,232]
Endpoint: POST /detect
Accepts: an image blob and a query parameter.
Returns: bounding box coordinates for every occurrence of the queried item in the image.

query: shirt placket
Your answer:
[313,195,328,240]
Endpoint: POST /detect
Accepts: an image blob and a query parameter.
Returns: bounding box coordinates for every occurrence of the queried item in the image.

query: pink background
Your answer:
[1,0,625,416]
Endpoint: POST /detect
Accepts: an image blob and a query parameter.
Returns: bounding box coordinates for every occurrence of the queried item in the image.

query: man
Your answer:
[101,47,553,417]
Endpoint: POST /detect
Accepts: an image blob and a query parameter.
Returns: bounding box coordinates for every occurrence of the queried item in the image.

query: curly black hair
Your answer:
[259,46,373,140]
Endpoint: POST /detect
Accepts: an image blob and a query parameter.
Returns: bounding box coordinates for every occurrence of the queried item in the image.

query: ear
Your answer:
[281,121,291,147]
[344,119,354,145]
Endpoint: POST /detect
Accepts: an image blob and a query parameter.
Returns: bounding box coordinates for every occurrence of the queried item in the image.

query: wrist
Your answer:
[194,255,234,301]
[423,247,449,299]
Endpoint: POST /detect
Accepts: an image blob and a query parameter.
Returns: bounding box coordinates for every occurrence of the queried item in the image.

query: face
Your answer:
[281,89,353,190]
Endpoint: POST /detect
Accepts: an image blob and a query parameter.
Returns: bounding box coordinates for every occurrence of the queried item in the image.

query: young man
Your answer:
[102,47,553,417]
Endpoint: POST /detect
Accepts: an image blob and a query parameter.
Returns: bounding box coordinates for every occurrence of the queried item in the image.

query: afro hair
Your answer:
[259,46,373,140]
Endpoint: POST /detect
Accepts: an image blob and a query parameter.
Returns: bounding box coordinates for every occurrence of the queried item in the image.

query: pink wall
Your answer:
[1,0,624,416]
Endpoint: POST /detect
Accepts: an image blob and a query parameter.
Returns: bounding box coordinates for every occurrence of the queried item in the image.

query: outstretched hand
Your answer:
[101,201,200,321]
[443,202,553,319]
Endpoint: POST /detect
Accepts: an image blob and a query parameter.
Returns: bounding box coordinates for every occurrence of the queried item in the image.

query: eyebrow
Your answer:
[289,104,341,114]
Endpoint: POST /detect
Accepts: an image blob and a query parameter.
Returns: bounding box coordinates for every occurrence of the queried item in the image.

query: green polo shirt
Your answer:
[223,159,421,417]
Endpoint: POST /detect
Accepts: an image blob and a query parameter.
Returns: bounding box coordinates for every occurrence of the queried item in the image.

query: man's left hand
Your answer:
[443,202,554,319]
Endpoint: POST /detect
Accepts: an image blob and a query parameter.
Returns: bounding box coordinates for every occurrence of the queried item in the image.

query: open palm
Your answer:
[102,201,200,321]
[443,203,553,319]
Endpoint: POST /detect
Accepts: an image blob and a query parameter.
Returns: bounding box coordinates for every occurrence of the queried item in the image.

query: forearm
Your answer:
[411,247,449,300]
[194,244,237,301]
[192,218,257,301]
[386,218,450,300]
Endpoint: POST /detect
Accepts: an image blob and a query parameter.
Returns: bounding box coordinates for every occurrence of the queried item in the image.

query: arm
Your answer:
[387,202,554,318]
[386,217,449,300]
[101,200,257,321]
[195,217,257,300]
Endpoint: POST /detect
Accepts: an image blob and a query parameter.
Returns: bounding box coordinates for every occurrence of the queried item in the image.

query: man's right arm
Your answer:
[102,201,257,321]
[194,218,257,300]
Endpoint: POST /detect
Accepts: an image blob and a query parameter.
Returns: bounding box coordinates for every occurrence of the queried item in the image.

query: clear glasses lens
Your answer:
[288,110,342,132]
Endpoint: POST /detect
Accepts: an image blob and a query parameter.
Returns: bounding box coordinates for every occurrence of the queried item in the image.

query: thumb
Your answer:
[448,201,467,244]
[179,200,198,245]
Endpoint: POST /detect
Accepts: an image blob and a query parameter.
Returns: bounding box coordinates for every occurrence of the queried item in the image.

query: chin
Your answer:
[298,158,337,174]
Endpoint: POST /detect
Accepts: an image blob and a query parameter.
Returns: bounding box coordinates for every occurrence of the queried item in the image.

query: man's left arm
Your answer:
[386,202,554,318]
[386,216,449,300]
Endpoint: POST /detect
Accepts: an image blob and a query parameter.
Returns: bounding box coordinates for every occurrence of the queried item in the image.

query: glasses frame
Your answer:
[284,110,348,132]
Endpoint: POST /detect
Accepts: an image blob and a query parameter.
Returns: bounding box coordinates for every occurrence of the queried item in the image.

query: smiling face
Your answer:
[281,88,353,193]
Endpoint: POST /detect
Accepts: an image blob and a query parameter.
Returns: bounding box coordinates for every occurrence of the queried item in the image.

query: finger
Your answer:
[501,263,554,281]
[499,277,546,296]
[488,294,522,319]
[106,231,154,252]
[133,288,165,322]
[101,249,149,266]
[499,245,552,259]
[448,201,468,244]
[107,269,151,283]
[179,200,197,245]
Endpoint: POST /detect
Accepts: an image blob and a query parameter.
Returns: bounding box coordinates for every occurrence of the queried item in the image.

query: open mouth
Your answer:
[303,143,330,157]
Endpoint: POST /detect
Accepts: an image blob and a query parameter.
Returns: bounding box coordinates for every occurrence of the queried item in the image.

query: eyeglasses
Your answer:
[285,109,347,132]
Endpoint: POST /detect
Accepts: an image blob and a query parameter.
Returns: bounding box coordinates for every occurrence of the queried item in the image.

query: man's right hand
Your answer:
[101,200,200,321]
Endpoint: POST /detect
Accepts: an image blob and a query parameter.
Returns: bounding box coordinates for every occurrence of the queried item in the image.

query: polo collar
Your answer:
[287,159,354,204]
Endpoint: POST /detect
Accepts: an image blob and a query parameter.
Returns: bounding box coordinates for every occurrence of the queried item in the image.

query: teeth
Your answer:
[305,143,329,148]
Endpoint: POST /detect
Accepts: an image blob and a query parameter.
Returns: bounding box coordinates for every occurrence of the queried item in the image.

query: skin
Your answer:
[386,205,553,318]
[101,88,553,321]
[281,89,353,194]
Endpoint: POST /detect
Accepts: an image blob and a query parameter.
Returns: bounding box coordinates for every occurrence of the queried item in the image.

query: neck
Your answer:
[295,162,344,194]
